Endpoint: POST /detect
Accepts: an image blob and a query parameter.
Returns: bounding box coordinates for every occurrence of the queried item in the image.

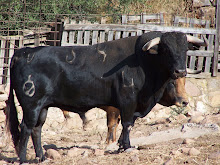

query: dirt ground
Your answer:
[0,108,220,165]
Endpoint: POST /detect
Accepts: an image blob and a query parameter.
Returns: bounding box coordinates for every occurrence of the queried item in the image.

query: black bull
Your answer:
[6,31,206,163]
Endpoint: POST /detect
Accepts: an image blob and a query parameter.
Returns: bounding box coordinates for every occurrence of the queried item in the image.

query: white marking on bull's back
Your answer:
[130,78,134,87]
[98,49,107,62]
[27,53,35,63]
[66,49,76,64]
[23,75,35,97]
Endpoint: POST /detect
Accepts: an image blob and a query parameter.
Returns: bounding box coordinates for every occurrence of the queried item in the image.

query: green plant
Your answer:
[170,106,188,118]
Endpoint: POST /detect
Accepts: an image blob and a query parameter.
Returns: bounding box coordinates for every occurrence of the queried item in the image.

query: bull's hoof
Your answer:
[36,155,46,163]
[118,144,135,153]
[19,158,27,164]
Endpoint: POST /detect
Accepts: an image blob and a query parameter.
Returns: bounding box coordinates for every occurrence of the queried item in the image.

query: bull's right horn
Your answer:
[142,37,160,51]
[186,68,202,74]
[186,35,208,47]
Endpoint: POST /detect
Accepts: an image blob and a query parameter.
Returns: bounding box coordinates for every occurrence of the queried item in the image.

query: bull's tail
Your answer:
[5,83,20,154]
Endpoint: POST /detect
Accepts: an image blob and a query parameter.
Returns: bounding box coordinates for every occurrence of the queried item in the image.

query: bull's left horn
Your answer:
[186,35,208,47]
[142,37,160,51]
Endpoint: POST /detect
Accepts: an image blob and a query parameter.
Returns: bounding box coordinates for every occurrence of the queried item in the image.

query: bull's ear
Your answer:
[186,35,208,47]
[149,47,158,54]
[142,37,160,52]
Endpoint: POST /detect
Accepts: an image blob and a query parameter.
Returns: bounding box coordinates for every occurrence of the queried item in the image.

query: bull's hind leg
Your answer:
[18,107,43,163]
[105,106,120,144]
[18,120,32,163]
[31,108,48,161]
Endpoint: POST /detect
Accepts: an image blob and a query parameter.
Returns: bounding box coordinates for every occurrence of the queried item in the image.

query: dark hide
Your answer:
[62,76,188,144]
[6,31,188,163]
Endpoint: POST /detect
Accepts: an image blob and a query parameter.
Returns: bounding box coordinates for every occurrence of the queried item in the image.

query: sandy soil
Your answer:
[0,108,220,165]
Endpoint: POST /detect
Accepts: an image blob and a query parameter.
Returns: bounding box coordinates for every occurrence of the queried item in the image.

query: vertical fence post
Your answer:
[34,34,40,47]
[212,0,220,76]
[0,39,6,84]
[122,14,127,24]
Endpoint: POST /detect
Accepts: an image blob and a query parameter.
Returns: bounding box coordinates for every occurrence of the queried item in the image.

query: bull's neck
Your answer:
[135,54,171,118]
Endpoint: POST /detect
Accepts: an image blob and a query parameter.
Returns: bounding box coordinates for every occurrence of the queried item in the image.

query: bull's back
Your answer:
[10,46,118,109]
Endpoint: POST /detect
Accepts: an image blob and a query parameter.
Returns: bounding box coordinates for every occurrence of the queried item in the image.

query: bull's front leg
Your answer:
[118,105,136,151]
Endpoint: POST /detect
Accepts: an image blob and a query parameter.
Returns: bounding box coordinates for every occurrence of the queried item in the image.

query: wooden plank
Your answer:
[69,31,75,44]
[189,55,196,70]
[19,36,24,48]
[173,16,210,28]
[131,32,136,36]
[212,0,220,76]
[0,40,6,84]
[61,43,87,46]
[196,36,206,71]
[141,13,147,24]
[127,15,141,21]
[205,34,214,72]
[122,15,127,24]
[23,36,47,45]
[84,31,90,45]
[115,31,121,40]
[189,33,198,69]
[64,24,216,35]
[186,50,213,57]
[122,13,164,25]
[197,38,205,71]
[142,14,161,20]
[61,31,68,46]
[99,31,105,43]
[92,31,98,45]
[107,31,114,41]
[69,20,76,44]
[159,13,164,25]
[123,31,129,38]
[137,30,143,36]
[7,39,15,84]
[77,31,83,44]
[186,72,211,78]
[0,36,23,40]
[197,55,204,71]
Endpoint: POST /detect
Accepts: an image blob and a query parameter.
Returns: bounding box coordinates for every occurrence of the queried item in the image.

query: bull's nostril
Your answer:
[182,101,188,107]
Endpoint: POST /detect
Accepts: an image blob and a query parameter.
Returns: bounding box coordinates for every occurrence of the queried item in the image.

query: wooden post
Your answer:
[0,39,6,84]
[34,34,40,47]
[212,0,220,76]
[122,14,127,24]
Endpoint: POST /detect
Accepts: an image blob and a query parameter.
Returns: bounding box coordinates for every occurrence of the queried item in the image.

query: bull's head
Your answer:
[142,32,207,79]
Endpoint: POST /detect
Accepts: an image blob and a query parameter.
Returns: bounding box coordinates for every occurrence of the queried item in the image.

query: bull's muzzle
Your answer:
[175,98,189,107]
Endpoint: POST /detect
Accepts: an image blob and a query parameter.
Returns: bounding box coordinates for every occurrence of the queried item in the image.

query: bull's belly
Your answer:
[52,83,114,110]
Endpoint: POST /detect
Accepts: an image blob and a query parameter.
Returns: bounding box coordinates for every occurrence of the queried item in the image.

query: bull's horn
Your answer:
[186,35,208,47]
[142,37,160,51]
[186,68,202,74]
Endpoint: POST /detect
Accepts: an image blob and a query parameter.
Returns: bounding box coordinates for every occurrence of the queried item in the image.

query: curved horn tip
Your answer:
[142,37,160,52]
[186,35,208,46]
